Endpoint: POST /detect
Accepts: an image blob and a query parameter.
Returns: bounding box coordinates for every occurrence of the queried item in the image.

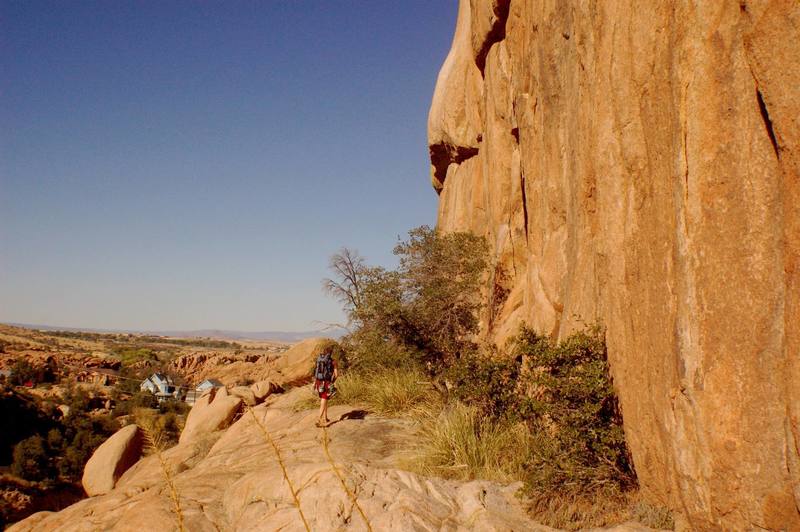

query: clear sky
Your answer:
[0,1,456,332]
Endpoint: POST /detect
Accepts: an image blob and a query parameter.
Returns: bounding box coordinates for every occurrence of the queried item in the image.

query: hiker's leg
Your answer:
[318,397,327,422]
[322,396,329,422]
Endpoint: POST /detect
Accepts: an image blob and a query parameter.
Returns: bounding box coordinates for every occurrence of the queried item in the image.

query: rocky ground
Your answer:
[9,389,657,531]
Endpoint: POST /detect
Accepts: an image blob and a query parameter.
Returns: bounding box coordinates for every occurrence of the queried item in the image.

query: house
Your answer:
[196,379,224,392]
[141,373,179,402]
[185,378,224,406]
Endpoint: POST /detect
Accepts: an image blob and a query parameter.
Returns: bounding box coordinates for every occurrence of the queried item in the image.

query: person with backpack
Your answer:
[313,346,338,427]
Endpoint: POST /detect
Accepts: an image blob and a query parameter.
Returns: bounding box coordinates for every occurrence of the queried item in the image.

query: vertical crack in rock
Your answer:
[475,0,511,75]
[756,88,780,159]
[429,142,480,192]
[520,172,528,242]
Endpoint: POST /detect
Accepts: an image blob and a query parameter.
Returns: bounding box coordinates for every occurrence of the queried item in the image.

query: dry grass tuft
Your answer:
[404,402,531,483]
[294,367,441,417]
[321,425,373,531]
[244,404,311,532]
[526,489,674,530]
[139,423,185,532]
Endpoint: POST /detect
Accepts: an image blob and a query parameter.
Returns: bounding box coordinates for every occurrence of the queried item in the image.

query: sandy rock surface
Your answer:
[429,1,800,529]
[9,388,554,532]
[81,424,143,497]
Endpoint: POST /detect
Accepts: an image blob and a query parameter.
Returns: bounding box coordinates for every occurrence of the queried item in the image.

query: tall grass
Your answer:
[406,402,531,483]
[295,367,441,417]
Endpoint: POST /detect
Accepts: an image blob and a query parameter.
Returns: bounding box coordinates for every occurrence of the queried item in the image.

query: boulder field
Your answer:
[428,1,799,529]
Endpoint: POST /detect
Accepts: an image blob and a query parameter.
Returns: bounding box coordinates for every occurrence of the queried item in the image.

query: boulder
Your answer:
[179,391,242,445]
[250,380,282,403]
[81,424,143,496]
[229,386,256,406]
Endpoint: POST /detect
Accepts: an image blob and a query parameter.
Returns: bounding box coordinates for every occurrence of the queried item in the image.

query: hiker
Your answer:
[313,346,338,427]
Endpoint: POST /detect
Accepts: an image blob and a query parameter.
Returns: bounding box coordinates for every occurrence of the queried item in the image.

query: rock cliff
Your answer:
[428,1,799,529]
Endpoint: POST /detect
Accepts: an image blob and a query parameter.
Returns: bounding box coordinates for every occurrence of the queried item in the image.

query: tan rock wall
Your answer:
[428,1,799,529]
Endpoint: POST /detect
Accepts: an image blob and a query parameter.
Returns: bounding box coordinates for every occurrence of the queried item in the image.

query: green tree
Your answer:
[11,435,52,481]
[325,226,488,372]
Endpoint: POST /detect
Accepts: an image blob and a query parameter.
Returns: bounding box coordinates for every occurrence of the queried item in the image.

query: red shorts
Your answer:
[315,380,333,399]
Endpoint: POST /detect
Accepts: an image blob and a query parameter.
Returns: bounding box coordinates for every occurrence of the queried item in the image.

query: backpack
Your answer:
[314,353,334,382]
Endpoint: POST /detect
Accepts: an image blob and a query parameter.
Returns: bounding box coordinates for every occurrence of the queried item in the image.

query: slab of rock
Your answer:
[81,424,143,497]
[179,391,242,445]
[429,1,800,529]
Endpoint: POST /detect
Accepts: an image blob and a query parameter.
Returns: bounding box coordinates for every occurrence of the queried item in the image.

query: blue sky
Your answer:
[0,1,456,331]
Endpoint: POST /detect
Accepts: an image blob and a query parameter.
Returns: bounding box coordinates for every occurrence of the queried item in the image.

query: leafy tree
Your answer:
[393,226,488,366]
[326,226,488,372]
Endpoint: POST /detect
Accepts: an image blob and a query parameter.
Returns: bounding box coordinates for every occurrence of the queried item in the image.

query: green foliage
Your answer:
[513,326,635,494]
[112,390,157,416]
[11,435,53,482]
[9,358,39,385]
[325,226,488,372]
[0,389,56,464]
[113,347,158,366]
[133,407,184,448]
[446,348,525,420]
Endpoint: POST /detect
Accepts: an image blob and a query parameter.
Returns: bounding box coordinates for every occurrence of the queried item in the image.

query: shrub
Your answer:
[114,347,158,366]
[11,435,53,482]
[133,407,183,448]
[514,326,635,494]
[9,358,38,386]
[446,347,525,420]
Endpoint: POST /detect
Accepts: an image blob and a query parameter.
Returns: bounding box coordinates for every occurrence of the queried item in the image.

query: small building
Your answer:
[141,373,180,402]
[196,379,224,392]
[185,378,224,406]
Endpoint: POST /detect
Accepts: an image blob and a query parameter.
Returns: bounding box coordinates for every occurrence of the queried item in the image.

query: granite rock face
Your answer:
[429,1,800,529]
[81,424,143,497]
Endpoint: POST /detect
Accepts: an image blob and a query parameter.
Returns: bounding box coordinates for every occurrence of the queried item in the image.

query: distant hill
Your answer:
[5,323,347,343]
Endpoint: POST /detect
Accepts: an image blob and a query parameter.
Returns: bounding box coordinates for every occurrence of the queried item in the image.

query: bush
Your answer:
[133,407,183,448]
[514,326,635,494]
[9,358,38,386]
[446,347,525,420]
[11,435,53,482]
[114,347,158,366]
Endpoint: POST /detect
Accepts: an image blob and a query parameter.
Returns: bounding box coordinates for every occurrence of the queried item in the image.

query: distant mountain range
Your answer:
[5,323,347,343]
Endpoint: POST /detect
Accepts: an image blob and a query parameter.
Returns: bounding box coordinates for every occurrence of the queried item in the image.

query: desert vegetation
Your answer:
[322,225,672,529]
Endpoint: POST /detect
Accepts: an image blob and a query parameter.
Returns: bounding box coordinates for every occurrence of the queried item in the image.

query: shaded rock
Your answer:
[429,1,800,529]
[81,424,143,497]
